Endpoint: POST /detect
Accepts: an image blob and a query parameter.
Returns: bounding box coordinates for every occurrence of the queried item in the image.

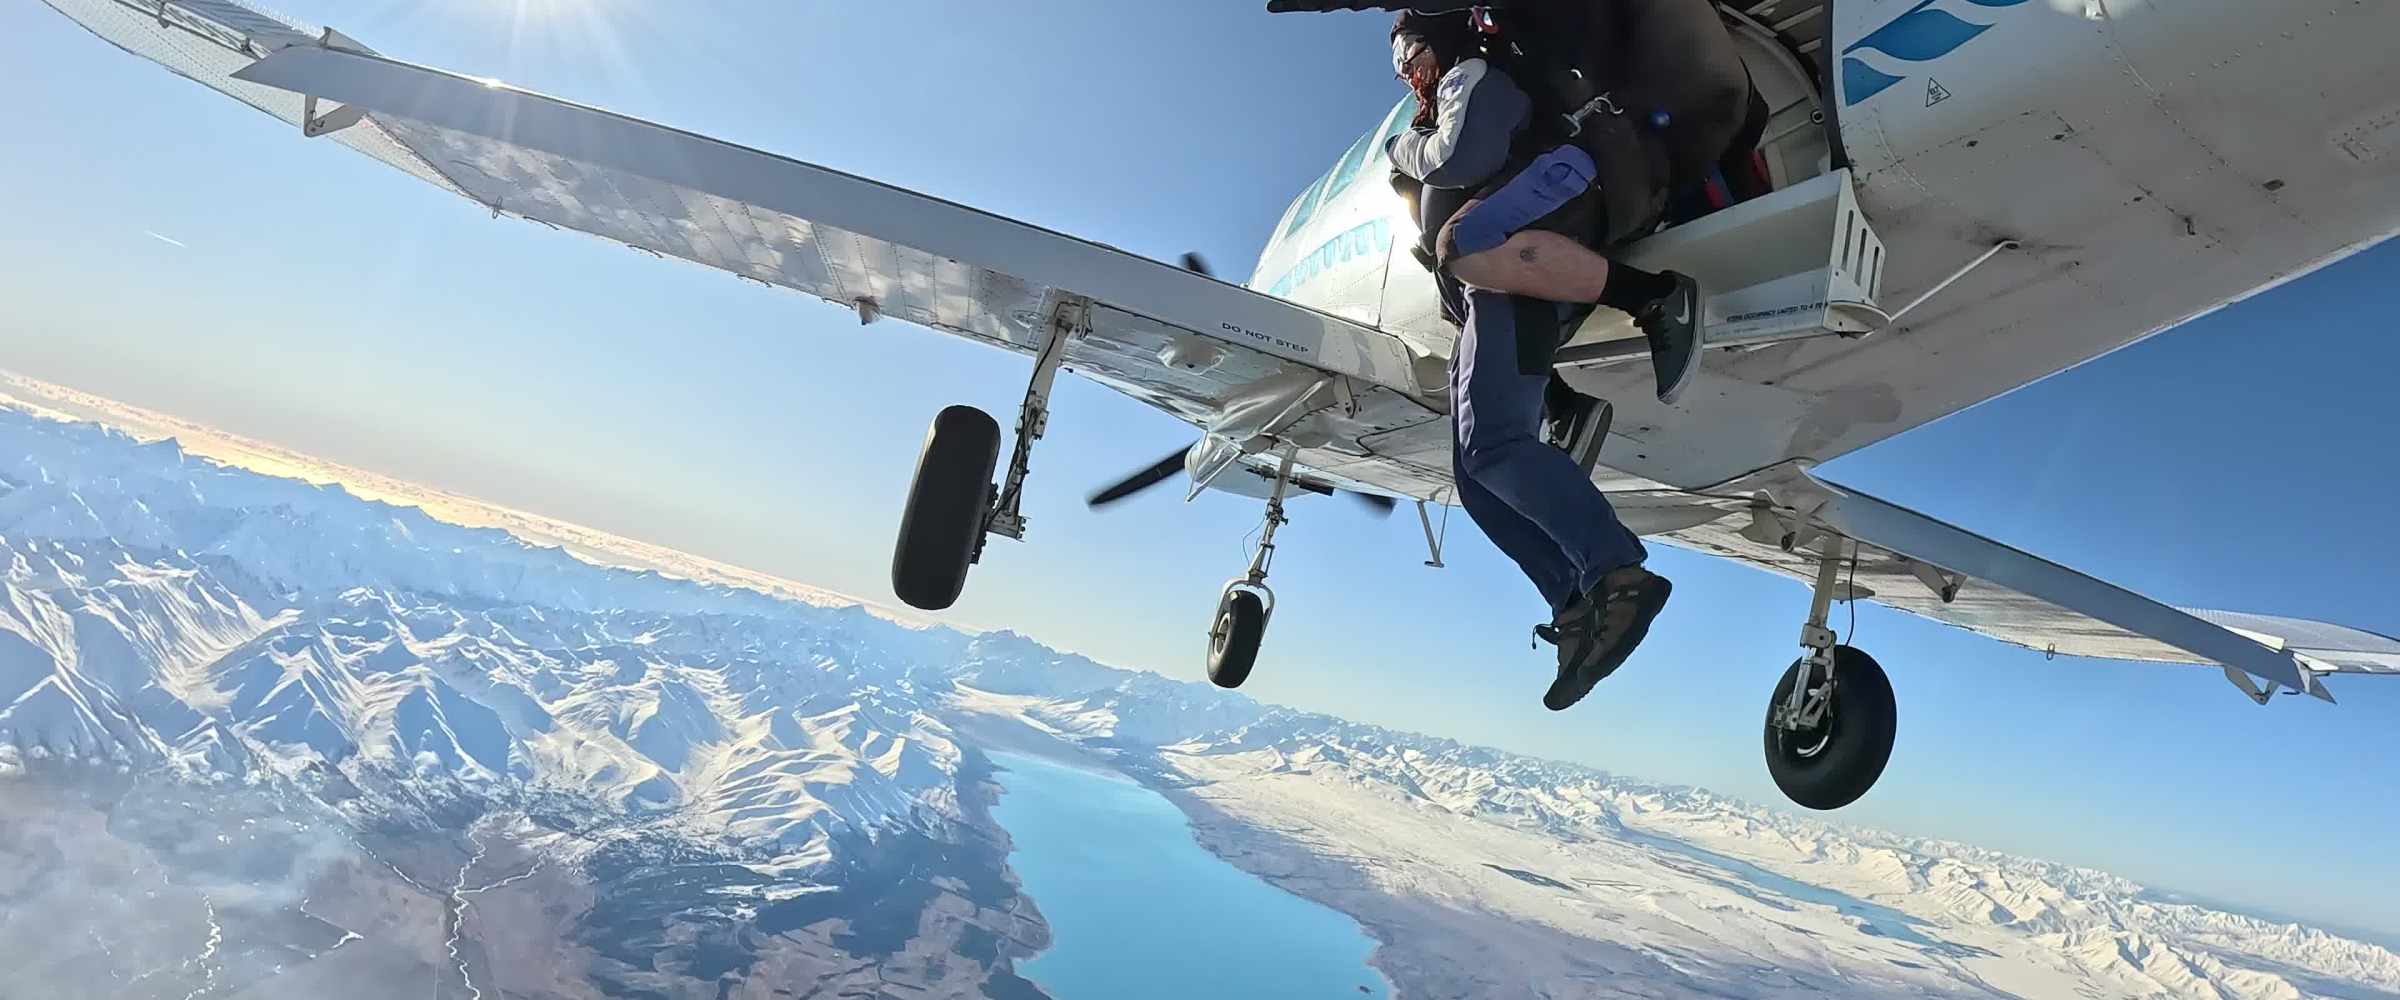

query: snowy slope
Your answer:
[0,411,969,861]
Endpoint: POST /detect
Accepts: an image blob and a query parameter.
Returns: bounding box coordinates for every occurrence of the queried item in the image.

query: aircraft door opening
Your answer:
[1719,0,1837,193]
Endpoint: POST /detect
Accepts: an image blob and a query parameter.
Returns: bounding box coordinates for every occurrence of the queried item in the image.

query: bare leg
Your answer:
[1448,230,1612,301]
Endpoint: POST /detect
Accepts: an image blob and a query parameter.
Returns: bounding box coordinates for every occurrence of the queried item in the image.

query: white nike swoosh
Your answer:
[1672,298,1691,325]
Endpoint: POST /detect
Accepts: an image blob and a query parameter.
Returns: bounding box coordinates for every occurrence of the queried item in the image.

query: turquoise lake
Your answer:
[986,751,1391,1000]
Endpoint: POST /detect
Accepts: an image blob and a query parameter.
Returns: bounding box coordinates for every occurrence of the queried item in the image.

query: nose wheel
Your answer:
[1761,540,1899,810]
[1209,588,1269,688]
[1204,447,1298,689]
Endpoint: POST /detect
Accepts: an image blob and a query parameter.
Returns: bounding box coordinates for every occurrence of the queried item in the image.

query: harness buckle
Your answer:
[1561,93,1622,137]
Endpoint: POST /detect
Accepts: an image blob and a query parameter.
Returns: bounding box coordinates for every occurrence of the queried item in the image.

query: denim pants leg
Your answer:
[1451,289,1647,615]
[1451,436,1582,613]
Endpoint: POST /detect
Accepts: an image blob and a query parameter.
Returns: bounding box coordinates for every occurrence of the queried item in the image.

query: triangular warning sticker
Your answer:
[1926,79,1952,107]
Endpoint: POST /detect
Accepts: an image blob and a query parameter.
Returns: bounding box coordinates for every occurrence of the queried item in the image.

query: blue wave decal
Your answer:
[1848,4,1991,62]
[1840,0,2026,106]
[1841,58,1908,105]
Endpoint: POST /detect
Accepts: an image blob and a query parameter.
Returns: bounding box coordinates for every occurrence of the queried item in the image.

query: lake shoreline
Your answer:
[951,743,1062,999]
[1146,775,1408,1000]
[945,704,1404,1000]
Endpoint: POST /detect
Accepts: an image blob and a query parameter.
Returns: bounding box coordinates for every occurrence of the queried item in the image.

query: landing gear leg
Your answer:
[1207,446,1297,689]
[890,296,1088,610]
[1762,539,1898,810]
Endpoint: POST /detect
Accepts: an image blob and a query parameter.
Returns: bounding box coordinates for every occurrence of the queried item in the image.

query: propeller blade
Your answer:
[1349,493,1399,517]
[1179,252,1214,278]
[1087,445,1195,508]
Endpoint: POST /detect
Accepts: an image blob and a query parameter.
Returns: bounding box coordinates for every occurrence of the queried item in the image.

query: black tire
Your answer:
[891,405,1001,611]
[1207,590,1268,689]
[1762,645,1897,811]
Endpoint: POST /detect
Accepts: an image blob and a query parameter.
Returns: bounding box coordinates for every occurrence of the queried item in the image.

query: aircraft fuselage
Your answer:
[1251,0,2400,490]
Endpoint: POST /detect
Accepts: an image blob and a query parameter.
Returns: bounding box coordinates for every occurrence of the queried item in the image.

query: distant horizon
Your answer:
[0,369,920,624]
[2,377,2391,955]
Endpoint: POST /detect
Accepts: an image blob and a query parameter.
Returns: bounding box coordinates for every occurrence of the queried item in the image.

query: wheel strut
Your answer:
[1205,445,1298,688]
[1215,445,1297,622]
[1775,537,1853,732]
[981,295,1089,551]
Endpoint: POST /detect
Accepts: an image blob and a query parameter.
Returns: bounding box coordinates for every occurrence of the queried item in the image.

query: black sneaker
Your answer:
[1541,565,1673,711]
[1631,271,1702,405]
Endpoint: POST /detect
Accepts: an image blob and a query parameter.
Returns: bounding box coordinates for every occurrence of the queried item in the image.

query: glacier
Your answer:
[3,398,2397,999]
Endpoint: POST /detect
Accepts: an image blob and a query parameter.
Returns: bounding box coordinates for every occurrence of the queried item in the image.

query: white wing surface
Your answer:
[46,0,1453,499]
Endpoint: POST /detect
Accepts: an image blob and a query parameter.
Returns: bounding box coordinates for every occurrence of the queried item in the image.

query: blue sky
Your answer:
[5,0,2397,943]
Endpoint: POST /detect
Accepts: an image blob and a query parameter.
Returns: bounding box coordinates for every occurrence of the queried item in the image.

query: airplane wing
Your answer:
[1612,469,2395,703]
[47,0,1454,497]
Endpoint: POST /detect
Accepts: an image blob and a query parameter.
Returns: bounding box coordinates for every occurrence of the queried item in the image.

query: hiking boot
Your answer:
[1540,565,1673,711]
[1632,271,1702,405]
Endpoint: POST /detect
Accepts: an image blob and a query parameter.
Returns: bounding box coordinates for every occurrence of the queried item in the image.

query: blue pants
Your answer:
[1451,288,1647,615]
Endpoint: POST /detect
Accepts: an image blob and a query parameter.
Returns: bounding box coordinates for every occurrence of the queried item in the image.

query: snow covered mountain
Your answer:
[0,408,1040,999]
[5,399,2398,1000]
[0,416,964,853]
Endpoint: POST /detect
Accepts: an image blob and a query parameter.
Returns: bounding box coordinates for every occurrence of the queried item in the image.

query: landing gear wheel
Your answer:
[891,405,1001,611]
[1207,589,1268,689]
[1763,645,1896,811]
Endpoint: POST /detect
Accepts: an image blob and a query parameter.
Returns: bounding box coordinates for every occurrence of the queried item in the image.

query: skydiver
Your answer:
[1381,10,1692,709]
[1274,0,1766,380]
[1390,13,1706,405]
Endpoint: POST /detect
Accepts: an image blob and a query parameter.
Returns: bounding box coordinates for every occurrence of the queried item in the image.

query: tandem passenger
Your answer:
[1385,10,1696,710]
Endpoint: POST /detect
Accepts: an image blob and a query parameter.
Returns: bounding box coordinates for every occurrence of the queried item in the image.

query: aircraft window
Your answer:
[1280,97,1416,242]
[1267,184,1313,247]
[1282,173,1330,239]
[1325,128,1378,198]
